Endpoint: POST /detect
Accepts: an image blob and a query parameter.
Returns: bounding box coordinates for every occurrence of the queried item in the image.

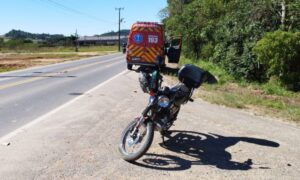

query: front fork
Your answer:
[130,96,156,137]
[129,117,143,139]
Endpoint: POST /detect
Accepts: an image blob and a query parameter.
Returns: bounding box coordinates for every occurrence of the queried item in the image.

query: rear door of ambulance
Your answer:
[143,27,164,64]
[127,28,146,64]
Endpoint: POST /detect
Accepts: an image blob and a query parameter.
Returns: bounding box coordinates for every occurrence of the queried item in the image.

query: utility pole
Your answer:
[115,7,124,52]
[75,29,79,52]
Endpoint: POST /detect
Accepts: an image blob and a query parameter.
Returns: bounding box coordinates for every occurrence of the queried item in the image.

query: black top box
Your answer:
[178,64,206,88]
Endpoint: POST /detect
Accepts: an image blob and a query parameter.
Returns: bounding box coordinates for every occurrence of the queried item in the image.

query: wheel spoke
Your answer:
[119,120,154,161]
[124,125,147,154]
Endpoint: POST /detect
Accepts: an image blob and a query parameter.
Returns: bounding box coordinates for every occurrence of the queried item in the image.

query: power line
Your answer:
[39,0,116,24]
[33,0,72,17]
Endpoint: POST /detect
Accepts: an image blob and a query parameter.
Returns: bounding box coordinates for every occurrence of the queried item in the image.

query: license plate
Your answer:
[132,57,140,61]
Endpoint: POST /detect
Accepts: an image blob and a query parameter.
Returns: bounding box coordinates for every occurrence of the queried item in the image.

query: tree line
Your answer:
[1,29,77,47]
[161,0,300,90]
[98,30,130,37]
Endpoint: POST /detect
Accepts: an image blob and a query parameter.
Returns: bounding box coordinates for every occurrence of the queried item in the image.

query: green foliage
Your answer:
[98,30,130,37]
[0,65,19,73]
[253,31,300,90]
[5,29,64,40]
[0,45,117,53]
[0,38,4,48]
[165,0,225,59]
[2,29,127,51]
[261,79,293,96]
[3,39,38,50]
[179,58,300,121]
[284,0,300,31]
[200,42,214,59]
[180,57,233,84]
[4,29,76,47]
[162,0,300,88]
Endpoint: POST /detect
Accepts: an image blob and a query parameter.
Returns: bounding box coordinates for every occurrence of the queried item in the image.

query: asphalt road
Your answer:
[0,53,126,137]
[0,71,299,179]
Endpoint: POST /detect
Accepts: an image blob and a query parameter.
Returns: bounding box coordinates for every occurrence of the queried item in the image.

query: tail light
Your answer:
[149,90,155,96]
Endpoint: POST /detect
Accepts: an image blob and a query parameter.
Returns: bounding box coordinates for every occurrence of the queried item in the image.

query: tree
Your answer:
[162,0,299,82]
[0,38,4,49]
[253,31,300,90]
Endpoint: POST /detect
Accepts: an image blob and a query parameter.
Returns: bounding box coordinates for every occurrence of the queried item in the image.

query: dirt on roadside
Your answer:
[0,52,110,72]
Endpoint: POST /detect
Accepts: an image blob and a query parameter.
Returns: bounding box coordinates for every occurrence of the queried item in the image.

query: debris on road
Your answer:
[1,142,10,146]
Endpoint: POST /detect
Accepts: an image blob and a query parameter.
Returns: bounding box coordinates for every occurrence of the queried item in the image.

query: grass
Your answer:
[179,57,300,122]
[0,45,118,53]
[0,45,118,72]
[0,53,94,72]
[0,65,19,73]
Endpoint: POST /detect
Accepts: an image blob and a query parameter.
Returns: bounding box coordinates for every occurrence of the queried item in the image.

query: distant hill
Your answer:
[5,29,65,40]
[98,30,130,37]
[4,29,130,40]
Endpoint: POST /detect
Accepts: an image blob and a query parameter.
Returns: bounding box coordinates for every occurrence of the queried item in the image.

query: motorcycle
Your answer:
[118,63,206,162]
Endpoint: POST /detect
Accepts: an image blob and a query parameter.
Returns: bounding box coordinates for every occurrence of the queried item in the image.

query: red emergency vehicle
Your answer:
[126,22,181,70]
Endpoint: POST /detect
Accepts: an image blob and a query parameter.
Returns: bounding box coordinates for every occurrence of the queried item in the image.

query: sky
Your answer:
[0,0,167,36]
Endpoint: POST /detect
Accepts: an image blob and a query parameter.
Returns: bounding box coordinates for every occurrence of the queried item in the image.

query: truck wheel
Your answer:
[127,64,133,70]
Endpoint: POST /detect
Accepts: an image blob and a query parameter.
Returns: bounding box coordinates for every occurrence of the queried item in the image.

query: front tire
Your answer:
[119,120,154,162]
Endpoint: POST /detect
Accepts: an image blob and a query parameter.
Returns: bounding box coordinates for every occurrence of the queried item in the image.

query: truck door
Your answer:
[167,37,182,63]
[128,31,145,62]
[144,30,164,64]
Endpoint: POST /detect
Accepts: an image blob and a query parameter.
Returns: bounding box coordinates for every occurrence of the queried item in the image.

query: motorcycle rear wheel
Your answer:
[119,120,154,162]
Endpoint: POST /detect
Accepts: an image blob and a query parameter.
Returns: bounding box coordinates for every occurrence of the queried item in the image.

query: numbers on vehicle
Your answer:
[148,35,158,44]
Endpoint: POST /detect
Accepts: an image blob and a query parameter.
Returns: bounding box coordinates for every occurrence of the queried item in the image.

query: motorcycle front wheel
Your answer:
[119,120,154,162]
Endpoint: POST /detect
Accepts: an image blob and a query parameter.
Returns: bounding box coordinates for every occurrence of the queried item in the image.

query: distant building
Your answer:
[78,35,128,46]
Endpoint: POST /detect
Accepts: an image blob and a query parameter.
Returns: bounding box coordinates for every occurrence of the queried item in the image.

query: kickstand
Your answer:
[161,135,166,145]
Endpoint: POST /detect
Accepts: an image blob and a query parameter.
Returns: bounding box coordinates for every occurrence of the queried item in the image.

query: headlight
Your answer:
[158,95,170,108]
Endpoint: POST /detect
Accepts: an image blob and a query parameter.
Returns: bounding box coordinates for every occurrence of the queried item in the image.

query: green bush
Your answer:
[253,31,300,90]
[4,39,23,49]
[163,0,299,82]
[3,39,39,51]
[0,38,4,48]
[200,42,214,59]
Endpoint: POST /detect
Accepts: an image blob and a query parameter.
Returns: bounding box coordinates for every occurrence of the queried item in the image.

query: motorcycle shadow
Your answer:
[133,130,280,171]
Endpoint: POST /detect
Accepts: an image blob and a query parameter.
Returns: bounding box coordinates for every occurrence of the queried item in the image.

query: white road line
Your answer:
[0,53,121,77]
[0,56,124,87]
[0,53,122,83]
[0,69,128,143]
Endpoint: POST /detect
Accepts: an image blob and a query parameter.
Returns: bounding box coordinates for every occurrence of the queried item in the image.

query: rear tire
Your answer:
[119,120,154,162]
